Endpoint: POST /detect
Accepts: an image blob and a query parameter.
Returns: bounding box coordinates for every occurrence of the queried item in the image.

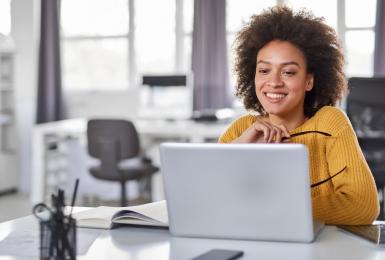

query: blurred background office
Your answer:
[0,0,384,221]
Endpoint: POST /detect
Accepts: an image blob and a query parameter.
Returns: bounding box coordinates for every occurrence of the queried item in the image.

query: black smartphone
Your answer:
[192,249,244,260]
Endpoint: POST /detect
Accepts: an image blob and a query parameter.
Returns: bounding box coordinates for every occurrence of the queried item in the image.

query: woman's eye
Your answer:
[283,71,296,76]
[258,68,269,74]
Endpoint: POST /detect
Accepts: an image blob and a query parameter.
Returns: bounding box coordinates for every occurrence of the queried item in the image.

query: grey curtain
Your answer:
[374,0,385,76]
[36,0,64,123]
[191,0,231,111]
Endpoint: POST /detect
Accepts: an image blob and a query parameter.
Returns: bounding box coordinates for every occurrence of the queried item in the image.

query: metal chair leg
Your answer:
[120,181,127,207]
[139,176,152,202]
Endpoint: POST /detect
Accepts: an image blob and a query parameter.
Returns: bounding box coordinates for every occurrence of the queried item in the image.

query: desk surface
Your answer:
[1,212,385,260]
[33,117,229,140]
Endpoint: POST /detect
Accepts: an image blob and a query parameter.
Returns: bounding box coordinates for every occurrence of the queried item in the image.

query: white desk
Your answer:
[1,212,385,260]
[31,118,229,204]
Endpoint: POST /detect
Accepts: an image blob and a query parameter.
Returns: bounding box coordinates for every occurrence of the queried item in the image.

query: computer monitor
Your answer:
[140,74,193,119]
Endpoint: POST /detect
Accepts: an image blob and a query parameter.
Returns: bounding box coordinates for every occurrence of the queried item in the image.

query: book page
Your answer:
[74,206,122,229]
[112,200,168,227]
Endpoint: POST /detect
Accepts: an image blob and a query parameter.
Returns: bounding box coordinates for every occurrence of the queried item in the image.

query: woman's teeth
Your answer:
[265,92,287,99]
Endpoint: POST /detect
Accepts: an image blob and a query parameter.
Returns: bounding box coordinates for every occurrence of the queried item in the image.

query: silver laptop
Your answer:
[160,143,324,243]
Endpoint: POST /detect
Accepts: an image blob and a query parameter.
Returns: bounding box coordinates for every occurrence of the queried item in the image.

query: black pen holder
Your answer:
[39,215,77,260]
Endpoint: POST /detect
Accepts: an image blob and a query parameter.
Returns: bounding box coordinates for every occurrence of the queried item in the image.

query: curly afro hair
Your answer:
[233,5,347,117]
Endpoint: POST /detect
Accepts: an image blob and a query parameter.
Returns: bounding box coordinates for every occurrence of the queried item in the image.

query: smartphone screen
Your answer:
[192,249,244,260]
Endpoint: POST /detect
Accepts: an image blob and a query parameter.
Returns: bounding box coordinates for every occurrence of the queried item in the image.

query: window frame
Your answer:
[337,0,376,77]
[61,0,191,91]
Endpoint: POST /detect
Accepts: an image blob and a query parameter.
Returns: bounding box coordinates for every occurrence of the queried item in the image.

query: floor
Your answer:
[0,192,31,223]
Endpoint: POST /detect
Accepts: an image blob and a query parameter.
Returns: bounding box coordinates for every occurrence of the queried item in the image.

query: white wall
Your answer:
[11,0,39,193]
[65,89,140,120]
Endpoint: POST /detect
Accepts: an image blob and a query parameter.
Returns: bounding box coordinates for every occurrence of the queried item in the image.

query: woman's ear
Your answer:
[306,74,314,91]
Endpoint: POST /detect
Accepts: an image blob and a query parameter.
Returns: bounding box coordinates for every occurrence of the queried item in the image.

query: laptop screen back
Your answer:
[160,143,315,242]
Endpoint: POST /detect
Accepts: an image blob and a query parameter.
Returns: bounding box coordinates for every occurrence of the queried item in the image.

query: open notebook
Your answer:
[73,200,168,229]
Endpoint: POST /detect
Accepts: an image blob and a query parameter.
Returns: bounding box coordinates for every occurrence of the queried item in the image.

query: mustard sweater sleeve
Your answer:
[312,111,379,225]
[218,115,256,143]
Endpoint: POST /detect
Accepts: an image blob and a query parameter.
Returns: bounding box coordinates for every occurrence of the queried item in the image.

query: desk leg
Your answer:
[31,128,45,204]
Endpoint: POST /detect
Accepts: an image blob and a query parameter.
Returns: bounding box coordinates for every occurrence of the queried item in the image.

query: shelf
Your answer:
[0,41,17,188]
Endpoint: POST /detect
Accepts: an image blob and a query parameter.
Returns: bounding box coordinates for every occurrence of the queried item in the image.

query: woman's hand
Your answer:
[232,118,290,144]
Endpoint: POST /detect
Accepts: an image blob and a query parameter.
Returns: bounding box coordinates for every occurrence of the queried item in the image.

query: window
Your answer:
[61,0,193,91]
[181,0,194,72]
[61,0,129,91]
[0,0,12,36]
[135,0,176,74]
[343,0,376,76]
[61,0,377,91]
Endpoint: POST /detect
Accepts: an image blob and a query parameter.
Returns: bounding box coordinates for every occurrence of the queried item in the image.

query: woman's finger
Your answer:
[273,126,282,143]
[253,122,270,143]
[267,126,276,143]
[277,124,291,139]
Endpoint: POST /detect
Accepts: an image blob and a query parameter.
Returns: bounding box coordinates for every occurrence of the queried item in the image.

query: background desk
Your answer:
[1,212,385,260]
[31,118,229,204]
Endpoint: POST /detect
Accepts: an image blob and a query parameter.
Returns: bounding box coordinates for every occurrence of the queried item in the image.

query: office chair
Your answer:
[87,119,159,206]
[347,77,385,219]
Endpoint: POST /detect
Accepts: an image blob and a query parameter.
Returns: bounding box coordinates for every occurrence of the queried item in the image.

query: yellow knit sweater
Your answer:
[219,106,379,225]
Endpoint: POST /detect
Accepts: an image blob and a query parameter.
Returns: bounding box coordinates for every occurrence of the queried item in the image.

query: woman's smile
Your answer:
[263,92,288,102]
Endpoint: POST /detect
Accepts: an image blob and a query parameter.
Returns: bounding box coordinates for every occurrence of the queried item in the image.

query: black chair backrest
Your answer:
[347,77,385,188]
[87,119,140,161]
[347,77,385,135]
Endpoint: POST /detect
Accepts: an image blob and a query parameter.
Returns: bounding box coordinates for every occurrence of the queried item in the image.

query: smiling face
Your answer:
[255,40,314,121]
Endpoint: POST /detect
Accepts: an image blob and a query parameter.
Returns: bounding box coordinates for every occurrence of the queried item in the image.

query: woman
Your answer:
[219,6,379,225]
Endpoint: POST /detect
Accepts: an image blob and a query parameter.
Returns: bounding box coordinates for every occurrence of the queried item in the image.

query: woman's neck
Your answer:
[268,112,307,131]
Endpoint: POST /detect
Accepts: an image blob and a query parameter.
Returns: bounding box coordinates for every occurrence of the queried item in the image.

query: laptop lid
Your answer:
[160,143,318,242]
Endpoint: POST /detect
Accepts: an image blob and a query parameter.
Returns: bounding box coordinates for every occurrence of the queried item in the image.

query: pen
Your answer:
[281,130,331,141]
[69,178,79,217]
